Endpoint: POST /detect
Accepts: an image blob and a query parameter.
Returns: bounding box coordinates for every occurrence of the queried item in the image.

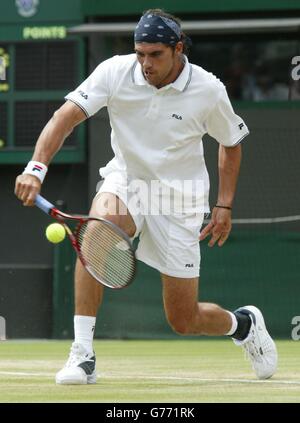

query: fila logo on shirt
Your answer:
[172,113,183,120]
[78,90,88,100]
[185,263,194,268]
[238,123,244,130]
[32,164,43,172]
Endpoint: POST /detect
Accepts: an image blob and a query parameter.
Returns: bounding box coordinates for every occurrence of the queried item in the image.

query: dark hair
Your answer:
[142,8,192,56]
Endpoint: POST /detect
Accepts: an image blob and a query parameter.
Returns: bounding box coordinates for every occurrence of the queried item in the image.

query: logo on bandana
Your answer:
[16,0,39,18]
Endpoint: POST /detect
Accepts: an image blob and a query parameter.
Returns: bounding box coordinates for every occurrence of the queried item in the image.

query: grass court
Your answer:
[0,339,299,403]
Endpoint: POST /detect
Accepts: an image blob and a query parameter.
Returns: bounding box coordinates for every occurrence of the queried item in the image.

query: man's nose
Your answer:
[143,56,152,70]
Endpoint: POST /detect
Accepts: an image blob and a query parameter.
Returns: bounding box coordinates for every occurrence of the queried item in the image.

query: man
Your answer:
[15,9,277,385]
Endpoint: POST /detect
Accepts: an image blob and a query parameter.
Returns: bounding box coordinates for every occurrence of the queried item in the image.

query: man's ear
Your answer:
[175,41,184,55]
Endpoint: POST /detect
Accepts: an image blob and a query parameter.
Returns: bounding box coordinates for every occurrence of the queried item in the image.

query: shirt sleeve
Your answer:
[64,56,116,118]
[205,85,249,147]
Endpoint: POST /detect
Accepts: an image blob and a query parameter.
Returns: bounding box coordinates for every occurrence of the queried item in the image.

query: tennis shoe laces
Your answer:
[56,342,97,385]
[233,305,278,379]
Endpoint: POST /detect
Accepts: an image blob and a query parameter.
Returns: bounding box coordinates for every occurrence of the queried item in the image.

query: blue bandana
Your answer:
[134,13,181,45]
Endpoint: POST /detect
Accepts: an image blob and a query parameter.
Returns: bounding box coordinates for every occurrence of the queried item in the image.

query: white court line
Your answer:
[0,371,54,377]
[0,371,300,385]
[132,375,300,385]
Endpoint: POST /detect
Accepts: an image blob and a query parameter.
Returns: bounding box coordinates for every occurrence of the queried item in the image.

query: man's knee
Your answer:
[166,312,203,336]
[168,319,191,335]
[162,275,202,335]
[90,193,136,237]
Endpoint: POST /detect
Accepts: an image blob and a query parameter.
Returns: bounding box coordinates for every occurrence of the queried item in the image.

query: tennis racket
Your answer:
[35,194,136,289]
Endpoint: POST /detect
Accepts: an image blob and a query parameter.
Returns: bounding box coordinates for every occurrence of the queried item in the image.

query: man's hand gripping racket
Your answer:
[35,195,136,289]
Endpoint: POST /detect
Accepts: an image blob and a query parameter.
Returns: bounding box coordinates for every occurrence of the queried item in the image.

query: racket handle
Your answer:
[35,194,55,214]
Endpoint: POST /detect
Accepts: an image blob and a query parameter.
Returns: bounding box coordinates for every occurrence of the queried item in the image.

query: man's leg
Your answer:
[161,273,277,379]
[161,274,232,335]
[56,193,136,385]
[73,192,137,351]
[75,192,136,317]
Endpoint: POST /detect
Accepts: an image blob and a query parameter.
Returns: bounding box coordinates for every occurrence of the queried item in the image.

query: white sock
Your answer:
[74,315,96,354]
[225,311,238,336]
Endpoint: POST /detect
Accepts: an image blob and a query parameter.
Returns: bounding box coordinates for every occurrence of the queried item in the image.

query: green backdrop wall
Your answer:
[53,228,300,340]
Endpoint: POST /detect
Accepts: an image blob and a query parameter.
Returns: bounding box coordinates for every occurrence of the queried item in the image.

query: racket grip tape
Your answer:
[35,194,55,214]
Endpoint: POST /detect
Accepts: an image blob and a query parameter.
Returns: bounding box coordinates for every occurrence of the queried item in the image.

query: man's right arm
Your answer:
[14,100,87,206]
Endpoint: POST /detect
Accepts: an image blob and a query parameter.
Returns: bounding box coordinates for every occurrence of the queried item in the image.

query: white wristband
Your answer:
[23,161,48,184]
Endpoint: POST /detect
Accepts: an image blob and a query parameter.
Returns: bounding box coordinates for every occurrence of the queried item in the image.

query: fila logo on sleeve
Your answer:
[32,164,43,172]
[238,123,244,130]
[78,90,88,100]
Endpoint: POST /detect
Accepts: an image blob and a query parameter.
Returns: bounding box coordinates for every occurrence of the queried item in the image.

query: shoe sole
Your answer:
[87,372,97,384]
[56,371,97,385]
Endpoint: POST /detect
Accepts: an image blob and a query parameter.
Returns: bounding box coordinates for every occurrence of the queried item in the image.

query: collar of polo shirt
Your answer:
[133,55,192,92]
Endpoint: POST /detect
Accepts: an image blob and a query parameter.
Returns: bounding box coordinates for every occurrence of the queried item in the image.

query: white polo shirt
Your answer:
[65,54,249,212]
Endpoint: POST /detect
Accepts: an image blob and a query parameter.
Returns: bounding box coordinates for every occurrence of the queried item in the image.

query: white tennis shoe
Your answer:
[233,305,278,379]
[56,342,97,385]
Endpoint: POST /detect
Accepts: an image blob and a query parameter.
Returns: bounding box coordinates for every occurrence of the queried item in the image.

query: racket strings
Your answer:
[76,220,135,288]
[78,224,134,287]
[78,225,133,285]
[79,227,133,272]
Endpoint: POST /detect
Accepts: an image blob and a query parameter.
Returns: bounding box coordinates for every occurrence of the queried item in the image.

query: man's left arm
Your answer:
[200,143,241,247]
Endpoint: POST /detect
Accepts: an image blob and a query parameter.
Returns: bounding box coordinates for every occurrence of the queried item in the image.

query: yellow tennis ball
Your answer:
[45,223,66,243]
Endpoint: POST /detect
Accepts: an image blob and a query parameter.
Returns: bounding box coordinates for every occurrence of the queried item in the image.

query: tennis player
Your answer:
[15,9,277,384]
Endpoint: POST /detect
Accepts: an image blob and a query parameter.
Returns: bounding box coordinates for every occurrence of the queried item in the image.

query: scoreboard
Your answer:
[0,0,85,164]
[0,39,85,164]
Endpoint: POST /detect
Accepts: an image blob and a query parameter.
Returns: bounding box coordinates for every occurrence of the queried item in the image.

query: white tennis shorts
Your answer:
[95,172,204,278]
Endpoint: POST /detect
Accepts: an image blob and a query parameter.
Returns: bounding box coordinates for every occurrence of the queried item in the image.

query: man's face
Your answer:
[134,42,181,88]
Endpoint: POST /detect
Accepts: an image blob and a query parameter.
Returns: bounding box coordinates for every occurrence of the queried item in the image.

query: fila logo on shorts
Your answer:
[172,113,183,120]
